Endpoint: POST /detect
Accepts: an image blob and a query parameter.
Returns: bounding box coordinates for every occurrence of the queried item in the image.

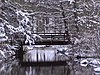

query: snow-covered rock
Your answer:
[94,67,100,75]
[80,59,89,67]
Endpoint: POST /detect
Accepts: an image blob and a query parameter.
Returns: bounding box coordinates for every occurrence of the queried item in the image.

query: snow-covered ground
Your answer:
[80,59,100,75]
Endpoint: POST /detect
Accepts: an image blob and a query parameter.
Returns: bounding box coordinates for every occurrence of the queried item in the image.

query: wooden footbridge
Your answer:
[16,32,71,67]
[17,45,68,67]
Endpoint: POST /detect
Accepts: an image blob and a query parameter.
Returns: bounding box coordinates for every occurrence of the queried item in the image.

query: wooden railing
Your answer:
[27,33,71,45]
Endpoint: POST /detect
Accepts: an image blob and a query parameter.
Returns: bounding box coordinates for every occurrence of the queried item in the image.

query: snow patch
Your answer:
[80,59,88,67]
[60,0,75,4]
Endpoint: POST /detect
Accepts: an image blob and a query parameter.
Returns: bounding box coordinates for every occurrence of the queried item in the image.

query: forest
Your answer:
[0,0,100,75]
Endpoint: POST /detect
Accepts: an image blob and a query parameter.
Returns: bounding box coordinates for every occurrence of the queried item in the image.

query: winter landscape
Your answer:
[0,0,100,75]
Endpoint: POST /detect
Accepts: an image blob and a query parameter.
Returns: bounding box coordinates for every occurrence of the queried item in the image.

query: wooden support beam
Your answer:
[32,33,66,34]
[39,35,66,38]
[20,61,67,67]
[35,40,71,45]
[23,40,71,45]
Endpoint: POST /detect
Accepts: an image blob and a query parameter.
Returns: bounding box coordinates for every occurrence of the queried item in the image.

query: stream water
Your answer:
[0,45,100,75]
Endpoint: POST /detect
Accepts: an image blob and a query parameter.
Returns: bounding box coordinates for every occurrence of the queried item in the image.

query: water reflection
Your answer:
[0,50,100,75]
[1,57,99,75]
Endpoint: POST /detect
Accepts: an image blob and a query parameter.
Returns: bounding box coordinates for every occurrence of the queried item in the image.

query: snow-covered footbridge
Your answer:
[17,42,68,67]
[15,32,72,67]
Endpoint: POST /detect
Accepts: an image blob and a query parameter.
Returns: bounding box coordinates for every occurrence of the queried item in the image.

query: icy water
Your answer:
[0,47,100,75]
[0,57,98,75]
[0,46,100,75]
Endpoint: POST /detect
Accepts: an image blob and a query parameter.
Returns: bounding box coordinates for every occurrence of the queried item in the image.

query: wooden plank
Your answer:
[32,33,67,39]
[39,35,66,38]
[20,61,67,67]
[32,33,66,34]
